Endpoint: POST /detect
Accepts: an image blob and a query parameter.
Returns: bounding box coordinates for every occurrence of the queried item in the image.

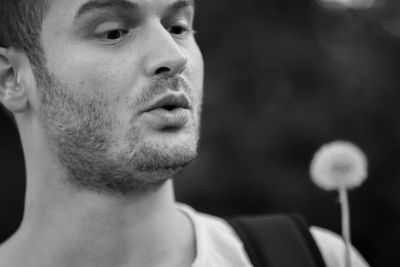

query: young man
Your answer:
[0,0,369,266]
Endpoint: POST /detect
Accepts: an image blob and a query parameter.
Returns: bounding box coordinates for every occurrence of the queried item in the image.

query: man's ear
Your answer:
[0,47,29,114]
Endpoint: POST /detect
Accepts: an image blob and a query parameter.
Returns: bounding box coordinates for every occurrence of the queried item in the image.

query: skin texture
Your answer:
[0,0,203,266]
[38,0,204,194]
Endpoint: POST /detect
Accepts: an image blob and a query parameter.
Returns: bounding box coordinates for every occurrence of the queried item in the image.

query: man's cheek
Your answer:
[76,69,123,96]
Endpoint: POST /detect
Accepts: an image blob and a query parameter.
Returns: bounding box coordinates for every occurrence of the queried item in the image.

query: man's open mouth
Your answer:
[145,94,190,112]
[141,94,192,130]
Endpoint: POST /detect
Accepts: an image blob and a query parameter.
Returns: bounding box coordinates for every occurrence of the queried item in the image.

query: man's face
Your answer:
[34,0,204,194]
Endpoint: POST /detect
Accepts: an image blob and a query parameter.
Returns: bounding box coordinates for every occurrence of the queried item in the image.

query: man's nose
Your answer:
[144,25,188,77]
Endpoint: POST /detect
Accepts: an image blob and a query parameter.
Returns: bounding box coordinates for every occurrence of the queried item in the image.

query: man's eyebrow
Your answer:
[75,0,139,20]
[167,0,195,13]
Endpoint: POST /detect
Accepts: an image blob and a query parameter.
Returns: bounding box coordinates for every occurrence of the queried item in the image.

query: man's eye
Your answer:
[170,25,186,35]
[103,29,129,40]
[168,25,194,37]
[92,21,131,42]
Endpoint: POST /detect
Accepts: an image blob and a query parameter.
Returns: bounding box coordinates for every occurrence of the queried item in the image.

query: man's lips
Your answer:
[141,94,192,130]
[143,94,191,113]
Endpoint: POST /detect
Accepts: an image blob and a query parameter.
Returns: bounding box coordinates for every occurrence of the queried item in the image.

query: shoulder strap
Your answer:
[227,214,327,267]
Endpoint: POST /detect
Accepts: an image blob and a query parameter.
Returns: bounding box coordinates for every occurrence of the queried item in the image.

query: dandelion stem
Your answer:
[339,187,351,267]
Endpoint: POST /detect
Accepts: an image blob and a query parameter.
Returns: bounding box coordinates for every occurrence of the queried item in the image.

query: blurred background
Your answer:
[1,0,399,265]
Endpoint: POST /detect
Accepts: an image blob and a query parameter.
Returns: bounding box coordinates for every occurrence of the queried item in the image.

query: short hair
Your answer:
[0,0,50,69]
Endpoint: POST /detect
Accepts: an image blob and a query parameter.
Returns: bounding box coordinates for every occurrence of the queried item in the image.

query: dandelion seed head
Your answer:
[310,141,368,190]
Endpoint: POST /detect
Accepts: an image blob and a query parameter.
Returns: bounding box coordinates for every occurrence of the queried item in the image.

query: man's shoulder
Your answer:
[178,204,248,247]
[0,242,19,267]
[178,204,254,266]
[310,227,370,267]
[178,205,370,267]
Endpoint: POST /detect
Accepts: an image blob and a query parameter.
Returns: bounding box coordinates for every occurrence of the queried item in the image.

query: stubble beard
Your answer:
[35,67,200,195]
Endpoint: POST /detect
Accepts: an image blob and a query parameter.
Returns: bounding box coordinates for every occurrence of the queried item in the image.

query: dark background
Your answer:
[1,0,399,266]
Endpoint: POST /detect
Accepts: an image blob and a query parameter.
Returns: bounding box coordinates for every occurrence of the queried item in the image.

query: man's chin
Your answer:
[110,156,194,195]
[62,126,199,195]
[131,146,197,178]
[104,139,198,192]
[66,161,191,196]
[136,159,193,173]
[127,127,199,170]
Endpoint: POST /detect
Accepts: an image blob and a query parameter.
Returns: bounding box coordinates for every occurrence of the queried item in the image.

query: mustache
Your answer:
[134,76,192,105]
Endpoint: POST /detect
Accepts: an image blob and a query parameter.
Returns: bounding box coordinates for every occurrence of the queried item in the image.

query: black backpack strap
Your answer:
[227,214,327,267]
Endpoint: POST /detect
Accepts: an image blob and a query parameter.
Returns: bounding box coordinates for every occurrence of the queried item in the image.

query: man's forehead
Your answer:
[48,0,195,16]
[74,0,195,19]
[40,0,195,37]
[41,0,196,54]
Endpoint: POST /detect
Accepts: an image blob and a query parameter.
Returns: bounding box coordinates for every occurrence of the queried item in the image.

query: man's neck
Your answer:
[0,180,195,267]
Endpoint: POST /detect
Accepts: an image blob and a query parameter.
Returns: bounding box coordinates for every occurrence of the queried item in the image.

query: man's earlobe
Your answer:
[0,48,29,113]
